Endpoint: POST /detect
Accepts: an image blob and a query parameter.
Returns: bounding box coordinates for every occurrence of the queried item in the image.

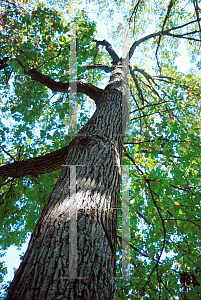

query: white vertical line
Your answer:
[121,26,131,278]
[69,23,77,136]
[69,165,77,278]
[122,27,131,137]
[60,164,86,280]
[122,165,130,279]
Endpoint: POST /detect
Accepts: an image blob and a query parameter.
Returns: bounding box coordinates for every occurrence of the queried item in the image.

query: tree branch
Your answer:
[25,68,103,103]
[133,208,153,226]
[132,65,158,85]
[130,65,161,97]
[165,31,201,42]
[3,0,27,12]
[82,64,113,73]
[129,66,147,105]
[0,145,69,184]
[129,17,201,59]
[139,77,160,98]
[0,133,124,184]
[93,39,120,64]
[130,98,177,114]
[0,146,15,162]
[130,107,176,121]
[140,180,166,294]
[129,88,142,131]
[0,56,11,70]
[117,234,149,257]
[128,0,143,33]
[123,148,144,175]
[193,0,201,40]
[155,0,176,72]
[3,57,104,104]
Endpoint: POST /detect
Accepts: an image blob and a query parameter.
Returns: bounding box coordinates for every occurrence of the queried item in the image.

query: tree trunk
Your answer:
[7,62,129,300]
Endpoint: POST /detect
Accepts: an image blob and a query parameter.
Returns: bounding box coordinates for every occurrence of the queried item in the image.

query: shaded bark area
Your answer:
[7,63,128,300]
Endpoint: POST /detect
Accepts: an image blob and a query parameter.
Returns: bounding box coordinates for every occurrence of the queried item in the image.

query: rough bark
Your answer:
[0,146,68,180]
[6,62,129,300]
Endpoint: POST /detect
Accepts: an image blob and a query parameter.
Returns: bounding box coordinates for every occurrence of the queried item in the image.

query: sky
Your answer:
[1,234,31,284]
[0,0,193,290]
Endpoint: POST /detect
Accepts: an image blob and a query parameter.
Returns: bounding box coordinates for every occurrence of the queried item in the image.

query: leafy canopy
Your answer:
[0,0,97,278]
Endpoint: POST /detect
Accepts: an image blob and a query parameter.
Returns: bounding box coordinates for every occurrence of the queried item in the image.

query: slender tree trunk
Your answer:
[7,62,129,300]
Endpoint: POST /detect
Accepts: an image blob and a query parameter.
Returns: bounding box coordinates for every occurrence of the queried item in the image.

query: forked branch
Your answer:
[128,17,201,59]
[93,39,120,65]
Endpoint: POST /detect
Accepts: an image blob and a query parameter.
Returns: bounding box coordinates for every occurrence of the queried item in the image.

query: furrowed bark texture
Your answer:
[7,63,129,300]
[0,146,68,179]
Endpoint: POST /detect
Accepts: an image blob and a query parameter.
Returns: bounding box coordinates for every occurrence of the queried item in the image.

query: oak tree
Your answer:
[0,0,201,299]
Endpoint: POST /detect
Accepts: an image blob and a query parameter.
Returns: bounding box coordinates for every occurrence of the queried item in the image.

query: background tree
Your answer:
[0,0,201,299]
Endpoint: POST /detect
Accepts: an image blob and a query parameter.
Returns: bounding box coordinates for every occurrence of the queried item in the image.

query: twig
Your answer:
[0,146,15,162]
[140,180,166,294]
[117,234,150,257]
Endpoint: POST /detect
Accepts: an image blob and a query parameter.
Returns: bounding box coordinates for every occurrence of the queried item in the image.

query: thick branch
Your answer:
[1,132,124,183]
[82,64,113,73]
[25,68,103,103]
[2,57,104,103]
[93,39,120,65]
[0,145,69,182]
